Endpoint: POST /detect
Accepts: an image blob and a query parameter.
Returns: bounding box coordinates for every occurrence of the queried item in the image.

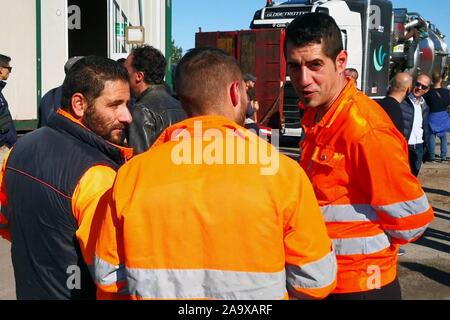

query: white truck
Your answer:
[1,0,171,132]
[198,0,449,137]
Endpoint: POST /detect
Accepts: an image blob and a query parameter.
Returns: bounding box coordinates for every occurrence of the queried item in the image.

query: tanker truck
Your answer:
[196,0,449,138]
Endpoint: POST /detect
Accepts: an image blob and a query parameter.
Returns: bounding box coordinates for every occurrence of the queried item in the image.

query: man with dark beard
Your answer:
[0,56,133,300]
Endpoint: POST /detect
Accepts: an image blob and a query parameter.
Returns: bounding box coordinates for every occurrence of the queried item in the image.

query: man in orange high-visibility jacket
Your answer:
[93,47,337,300]
[285,13,434,299]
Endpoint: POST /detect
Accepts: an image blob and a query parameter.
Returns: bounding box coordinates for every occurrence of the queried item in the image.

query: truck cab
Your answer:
[196,0,447,141]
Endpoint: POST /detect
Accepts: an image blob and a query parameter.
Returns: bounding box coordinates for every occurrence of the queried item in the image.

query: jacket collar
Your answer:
[152,115,250,147]
[408,93,425,106]
[136,84,167,103]
[0,81,6,91]
[47,109,133,164]
[307,79,355,129]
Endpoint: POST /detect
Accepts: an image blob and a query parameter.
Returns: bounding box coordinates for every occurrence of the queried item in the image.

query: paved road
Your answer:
[0,148,449,300]
[398,161,450,299]
[0,239,14,299]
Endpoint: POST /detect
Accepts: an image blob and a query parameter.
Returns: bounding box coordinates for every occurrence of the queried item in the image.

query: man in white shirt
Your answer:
[400,73,431,176]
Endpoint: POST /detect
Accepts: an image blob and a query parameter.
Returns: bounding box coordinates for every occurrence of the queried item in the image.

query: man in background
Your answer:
[38,56,84,128]
[424,72,450,162]
[344,68,359,85]
[0,54,18,154]
[125,45,186,154]
[378,72,412,135]
[400,73,431,176]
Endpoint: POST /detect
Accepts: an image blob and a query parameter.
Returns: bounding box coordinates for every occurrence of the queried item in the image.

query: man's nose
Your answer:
[300,67,313,87]
[118,105,133,125]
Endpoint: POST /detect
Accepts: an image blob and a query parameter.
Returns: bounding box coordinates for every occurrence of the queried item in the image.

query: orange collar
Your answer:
[56,108,134,160]
[312,80,356,129]
[153,115,251,147]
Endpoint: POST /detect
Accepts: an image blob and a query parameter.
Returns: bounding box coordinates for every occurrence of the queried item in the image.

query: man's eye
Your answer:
[310,63,322,70]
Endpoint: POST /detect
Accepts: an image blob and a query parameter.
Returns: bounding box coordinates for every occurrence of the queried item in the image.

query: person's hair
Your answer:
[284,12,343,62]
[0,54,11,67]
[174,47,243,116]
[61,55,129,110]
[130,45,166,85]
[432,71,442,84]
[344,68,359,80]
[116,58,126,65]
[416,73,431,83]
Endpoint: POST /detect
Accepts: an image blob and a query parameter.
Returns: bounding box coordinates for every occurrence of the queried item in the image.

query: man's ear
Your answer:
[135,71,145,84]
[336,50,348,74]
[71,93,88,118]
[230,81,241,107]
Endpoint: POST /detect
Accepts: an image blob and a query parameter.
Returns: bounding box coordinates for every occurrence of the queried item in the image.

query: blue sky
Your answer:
[172,0,450,53]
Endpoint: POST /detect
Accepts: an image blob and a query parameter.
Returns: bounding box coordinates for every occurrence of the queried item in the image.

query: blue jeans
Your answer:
[428,133,448,160]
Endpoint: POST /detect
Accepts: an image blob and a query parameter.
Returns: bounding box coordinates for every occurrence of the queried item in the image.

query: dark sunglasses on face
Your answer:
[415,82,429,90]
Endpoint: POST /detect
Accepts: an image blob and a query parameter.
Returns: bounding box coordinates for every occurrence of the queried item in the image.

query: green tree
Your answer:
[171,40,183,65]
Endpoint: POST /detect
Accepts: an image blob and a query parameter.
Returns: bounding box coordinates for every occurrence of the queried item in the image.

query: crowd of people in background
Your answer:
[0,11,448,300]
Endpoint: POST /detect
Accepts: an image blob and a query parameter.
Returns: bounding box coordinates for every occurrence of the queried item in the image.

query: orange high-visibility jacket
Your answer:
[300,81,434,294]
[0,149,11,241]
[93,116,337,300]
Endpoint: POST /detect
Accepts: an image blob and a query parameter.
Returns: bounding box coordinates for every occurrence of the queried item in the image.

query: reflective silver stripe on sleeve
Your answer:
[374,194,430,219]
[126,268,287,300]
[286,250,337,291]
[321,204,378,222]
[94,255,127,287]
[386,225,429,242]
[333,233,391,255]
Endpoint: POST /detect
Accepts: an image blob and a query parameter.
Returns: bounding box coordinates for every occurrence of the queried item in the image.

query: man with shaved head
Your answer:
[378,72,413,135]
[378,72,414,257]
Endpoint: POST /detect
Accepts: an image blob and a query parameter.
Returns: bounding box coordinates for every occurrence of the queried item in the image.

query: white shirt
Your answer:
[408,93,424,145]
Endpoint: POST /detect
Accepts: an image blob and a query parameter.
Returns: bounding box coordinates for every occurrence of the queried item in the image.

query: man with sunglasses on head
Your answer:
[400,73,431,176]
[0,54,18,155]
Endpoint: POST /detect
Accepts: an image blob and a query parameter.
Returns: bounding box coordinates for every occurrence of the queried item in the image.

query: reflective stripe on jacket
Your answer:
[300,81,434,294]
[94,116,337,300]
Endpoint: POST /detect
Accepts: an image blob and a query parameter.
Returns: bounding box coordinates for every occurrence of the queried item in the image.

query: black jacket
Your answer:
[377,97,405,135]
[0,81,18,148]
[400,95,430,148]
[128,85,186,154]
[38,85,63,128]
[424,87,450,113]
[4,112,128,300]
